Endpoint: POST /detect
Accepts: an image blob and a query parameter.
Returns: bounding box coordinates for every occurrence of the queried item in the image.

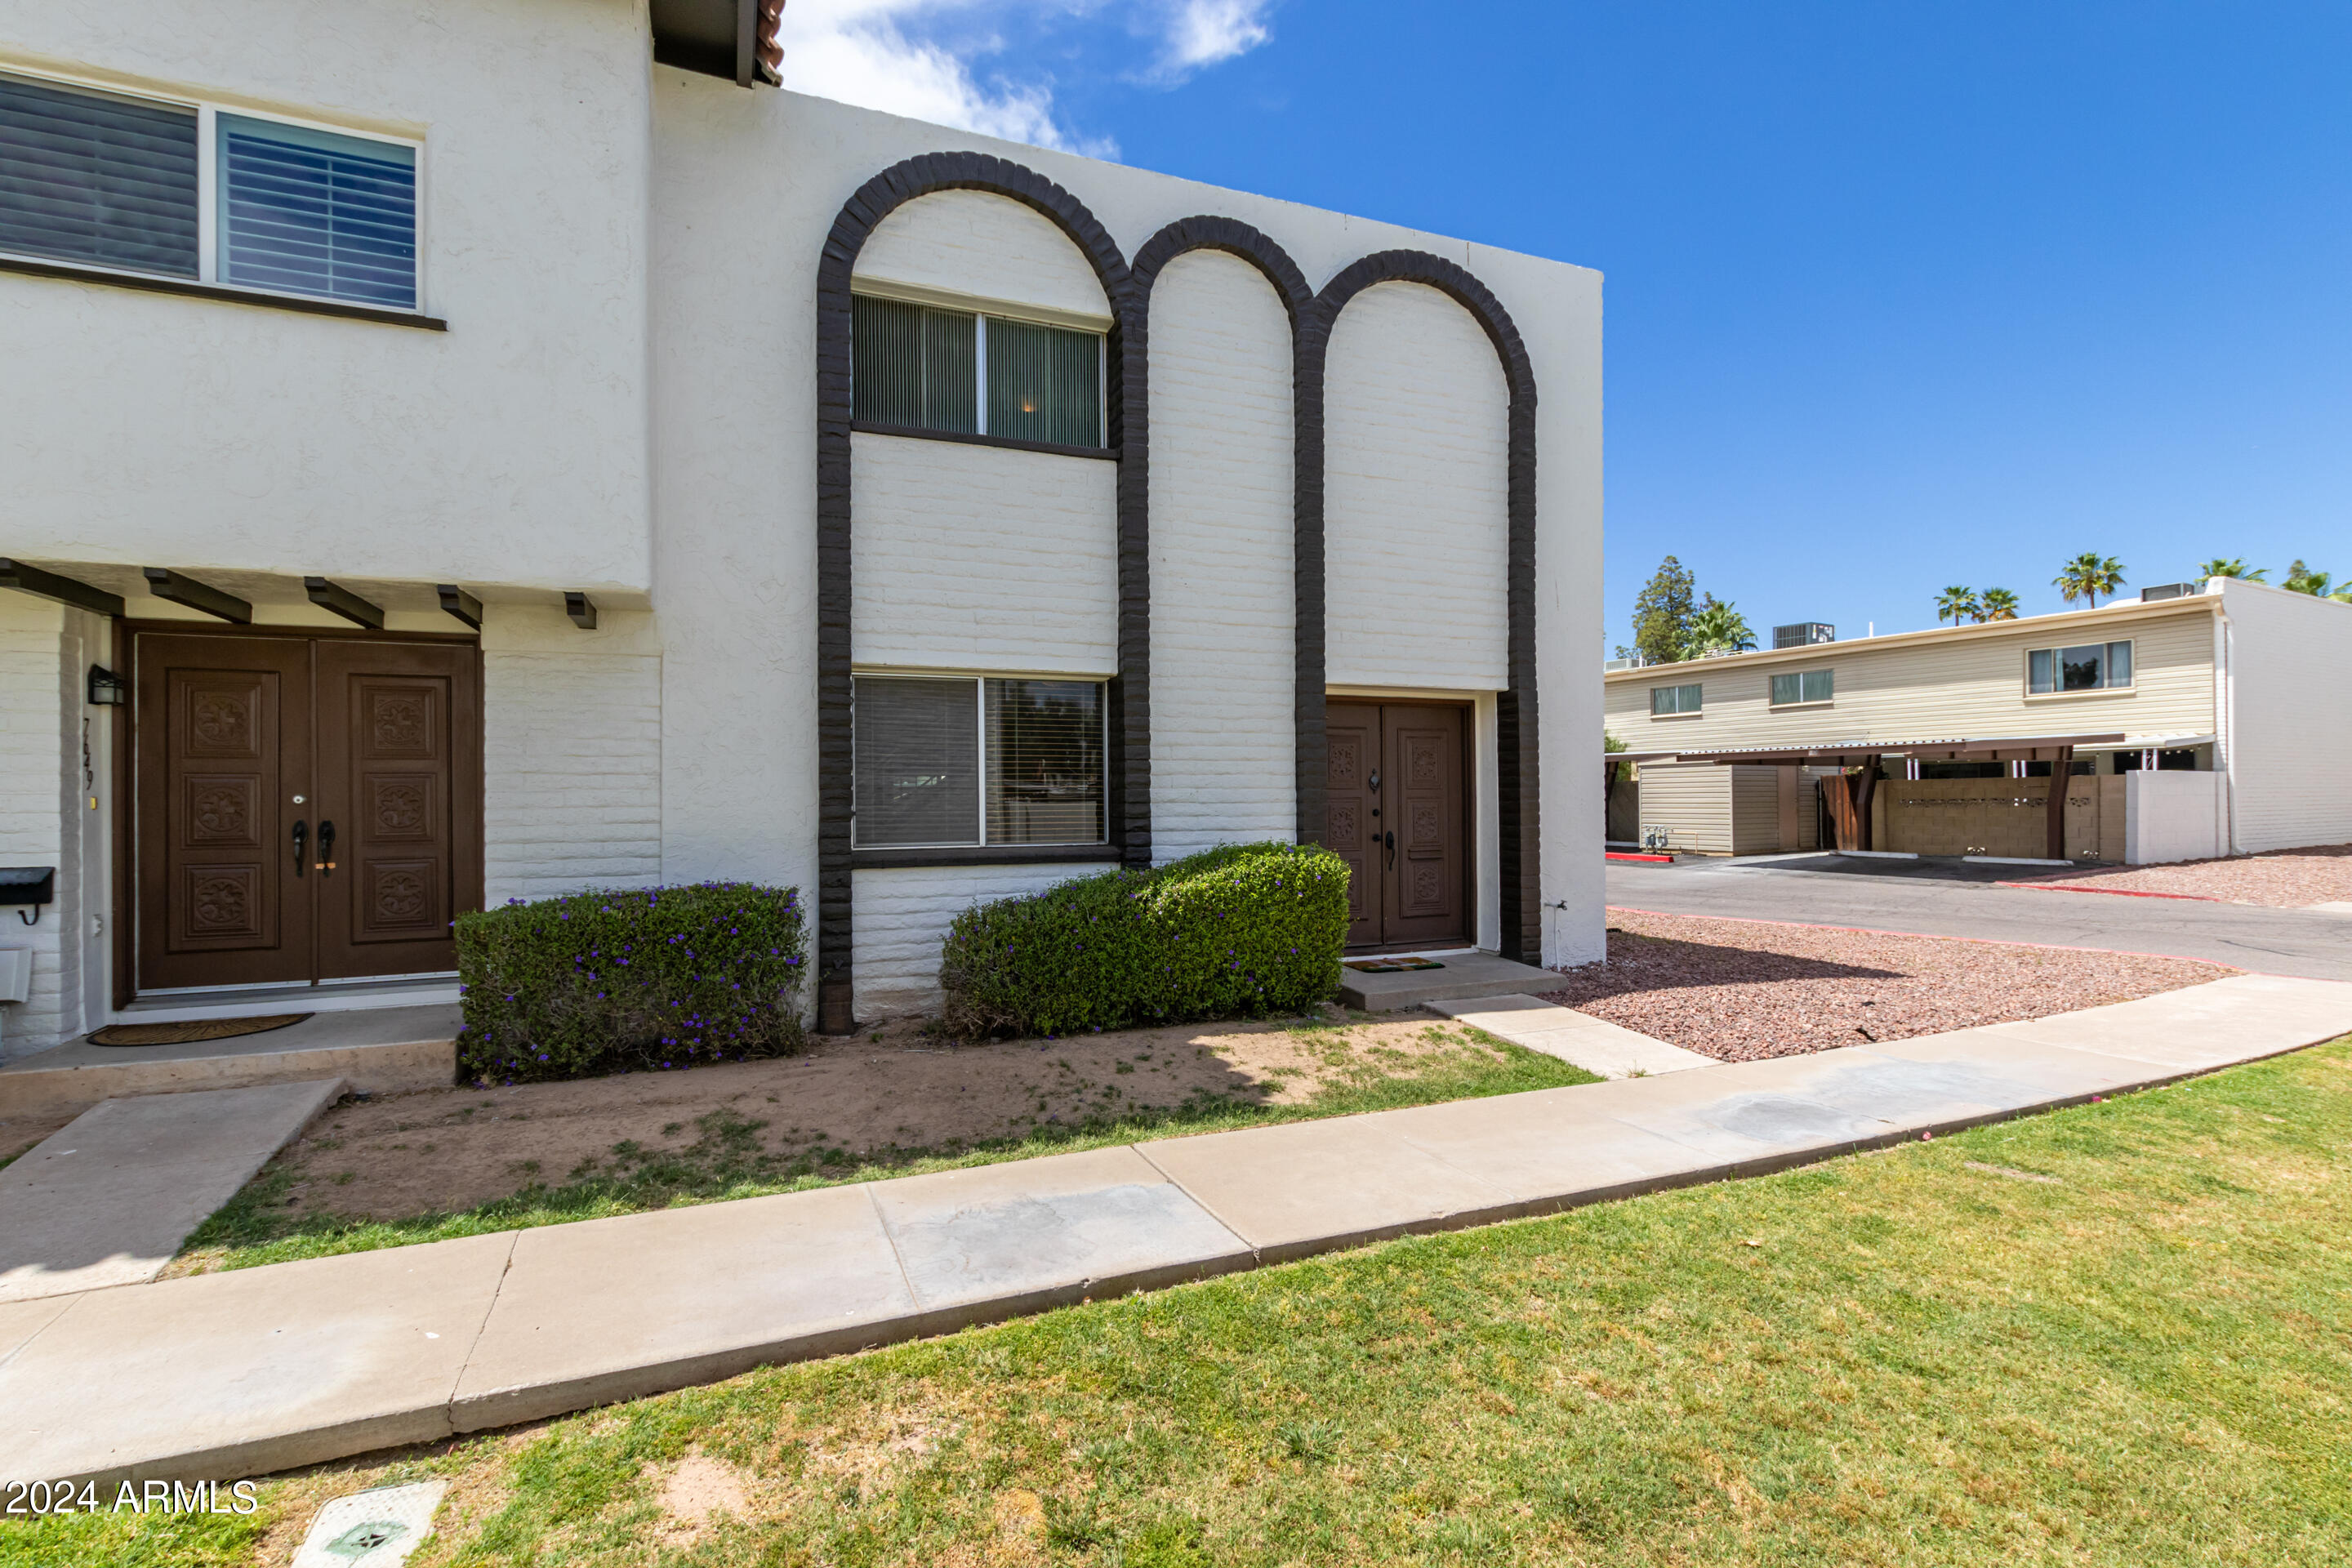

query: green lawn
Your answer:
[12,1038,2349,1568]
[176,1022,1597,1275]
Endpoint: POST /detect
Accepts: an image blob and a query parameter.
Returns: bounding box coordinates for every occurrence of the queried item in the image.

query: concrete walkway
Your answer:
[0,1079,346,1303]
[1430,994,1714,1078]
[3,973,2347,1487]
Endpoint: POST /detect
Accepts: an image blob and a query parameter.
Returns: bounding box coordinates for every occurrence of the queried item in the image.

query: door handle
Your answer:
[317,818,336,877]
[1383,829,1396,871]
[292,819,307,877]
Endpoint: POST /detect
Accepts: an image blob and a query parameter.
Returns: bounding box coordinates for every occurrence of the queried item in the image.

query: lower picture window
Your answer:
[853,674,1105,849]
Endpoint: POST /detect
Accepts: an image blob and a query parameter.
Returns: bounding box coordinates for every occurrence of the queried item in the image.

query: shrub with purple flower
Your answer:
[454,882,806,1083]
[940,842,1347,1038]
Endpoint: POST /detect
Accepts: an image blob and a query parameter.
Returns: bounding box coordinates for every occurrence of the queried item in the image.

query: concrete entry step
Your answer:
[0,1004,459,1119]
[1338,952,1562,1012]
[0,1077,347,1302]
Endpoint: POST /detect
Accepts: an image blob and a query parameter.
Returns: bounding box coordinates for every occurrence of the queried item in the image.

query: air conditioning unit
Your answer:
[1772,622,1835,649]
[1640,826,1672,852]
[2140,582,2198,603]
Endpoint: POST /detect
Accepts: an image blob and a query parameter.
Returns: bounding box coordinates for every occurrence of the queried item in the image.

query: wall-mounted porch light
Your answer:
[87,666,127,706]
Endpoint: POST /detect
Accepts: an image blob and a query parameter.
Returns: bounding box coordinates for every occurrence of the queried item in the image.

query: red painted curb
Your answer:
[1996,882,2220,902]
[1606,852,1675,864]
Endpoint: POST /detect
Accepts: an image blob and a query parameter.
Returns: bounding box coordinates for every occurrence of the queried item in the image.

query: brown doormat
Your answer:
[87,1014,313,1048]
[1343,957,1447,973]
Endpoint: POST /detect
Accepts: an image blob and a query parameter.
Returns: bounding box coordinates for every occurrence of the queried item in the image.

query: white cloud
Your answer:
[772,1,1111,155]
[769,2,1277,154]
[1157,0,1272,74]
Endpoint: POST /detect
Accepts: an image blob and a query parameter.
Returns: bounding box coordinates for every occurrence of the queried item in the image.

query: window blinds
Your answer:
[984,317,1101,448]
[851,296,978,433]
[218,114,416,308]
[852,677,981,848]
[0,73,198,277]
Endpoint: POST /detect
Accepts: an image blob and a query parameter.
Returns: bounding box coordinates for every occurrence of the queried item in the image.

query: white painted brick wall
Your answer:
[853,434,1119,675]
[0,598,71,1058]
[483,652,663,902]
[853,862,1084,1015]
[1148,249,1295,860]
[1325,281,1510,690]
[854,189,1110,318]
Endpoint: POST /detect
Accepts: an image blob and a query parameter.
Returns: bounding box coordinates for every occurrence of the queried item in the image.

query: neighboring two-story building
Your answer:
[0,1,1605,1058]
[1605,577,2352,863]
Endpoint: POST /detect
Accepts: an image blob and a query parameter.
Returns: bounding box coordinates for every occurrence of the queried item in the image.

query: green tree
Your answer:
[1686,595,1757,657]
[2196,558,2267,585]
[1623,555,1698,665]
[1934,586,1980,625]
[2053,552,2127,608]
[1977,586,2020,621]
[2282,559,2336,596]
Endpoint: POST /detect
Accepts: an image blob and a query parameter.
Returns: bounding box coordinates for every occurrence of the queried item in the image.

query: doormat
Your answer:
[1343,957,1447,973]
[87,1013,313,1048]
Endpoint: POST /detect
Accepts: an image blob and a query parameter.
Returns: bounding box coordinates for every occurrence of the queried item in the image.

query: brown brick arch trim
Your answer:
[1302,251,1542,963]
[1129,218,1321,849]
[814,152,1145,1031]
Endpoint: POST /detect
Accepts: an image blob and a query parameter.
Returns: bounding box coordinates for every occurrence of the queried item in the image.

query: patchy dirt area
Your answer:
[1,1109,78,1166]
[1539,909,2233,1062]
[228,1010,1493,1224]
[2025,844,2352,907]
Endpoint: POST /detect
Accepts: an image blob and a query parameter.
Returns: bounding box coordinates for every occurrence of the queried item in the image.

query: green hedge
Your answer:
[939,842,1349,1038]
[455,882,806,1084]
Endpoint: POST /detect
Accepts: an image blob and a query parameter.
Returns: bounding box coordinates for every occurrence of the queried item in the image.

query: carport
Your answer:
[1637,733,2127,857]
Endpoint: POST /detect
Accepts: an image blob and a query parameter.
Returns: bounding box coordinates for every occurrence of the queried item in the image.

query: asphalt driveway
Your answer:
[1606,854,2352,982]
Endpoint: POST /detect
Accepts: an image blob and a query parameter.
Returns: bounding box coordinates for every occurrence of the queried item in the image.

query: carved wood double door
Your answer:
[134,632,481,991]
[1325,701,1472,951]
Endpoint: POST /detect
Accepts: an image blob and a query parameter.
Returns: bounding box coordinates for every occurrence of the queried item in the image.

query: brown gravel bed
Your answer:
[2028,844,2352,907]
[1536,909,2234,1062]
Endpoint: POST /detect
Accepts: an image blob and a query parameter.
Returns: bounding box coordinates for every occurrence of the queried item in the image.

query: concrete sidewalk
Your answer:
[4,973,2348,1487]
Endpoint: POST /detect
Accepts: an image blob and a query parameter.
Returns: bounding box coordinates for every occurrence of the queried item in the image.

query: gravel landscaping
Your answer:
[2026,843,2352,907]
[1540,909,2232,1062]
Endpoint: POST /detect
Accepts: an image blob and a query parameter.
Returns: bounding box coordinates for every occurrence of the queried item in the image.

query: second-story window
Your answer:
[0,70,418,311]
[2027,640,2133,694]
[1770,669,1833,706]
[853,293,1105,448]
[1650,682,1703,715]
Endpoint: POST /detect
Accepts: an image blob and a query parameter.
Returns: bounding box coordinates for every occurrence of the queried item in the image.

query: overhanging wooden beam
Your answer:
[436,585,483,630]
[564,591,598,630]
[0,559,125,617]
[141,568,251,624]
[303,577,384,630]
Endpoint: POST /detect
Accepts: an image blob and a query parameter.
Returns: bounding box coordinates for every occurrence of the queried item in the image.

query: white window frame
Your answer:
[1649,682,1704,717]
[2024,639,2136,699]
[1769,668,1835,709]
[0,64,426,312]
[850,670,1111,849]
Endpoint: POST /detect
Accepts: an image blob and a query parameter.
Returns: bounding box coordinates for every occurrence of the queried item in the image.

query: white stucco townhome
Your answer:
[0,0,1607,1058]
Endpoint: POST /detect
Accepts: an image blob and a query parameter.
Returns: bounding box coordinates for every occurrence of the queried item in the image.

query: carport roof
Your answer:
[1638,732,2130,765]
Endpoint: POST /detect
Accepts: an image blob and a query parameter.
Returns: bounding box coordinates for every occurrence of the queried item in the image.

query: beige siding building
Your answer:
[1605,577,2352,862]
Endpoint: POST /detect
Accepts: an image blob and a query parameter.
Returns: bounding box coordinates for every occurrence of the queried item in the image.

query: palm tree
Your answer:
[2196,558,2266,585]
[1686,596,1757,657]
[1934,586,1980,626]
[2053,552,2127,608]
[1976,586,2020,621]
[2283,559,2336,597]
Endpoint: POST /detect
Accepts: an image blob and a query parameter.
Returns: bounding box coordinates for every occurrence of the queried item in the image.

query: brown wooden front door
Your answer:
[1325,700,1472,951]
[134,629,480,993]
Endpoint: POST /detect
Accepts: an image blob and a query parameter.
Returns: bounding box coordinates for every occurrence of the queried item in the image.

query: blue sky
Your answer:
[777,2,2352,650]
